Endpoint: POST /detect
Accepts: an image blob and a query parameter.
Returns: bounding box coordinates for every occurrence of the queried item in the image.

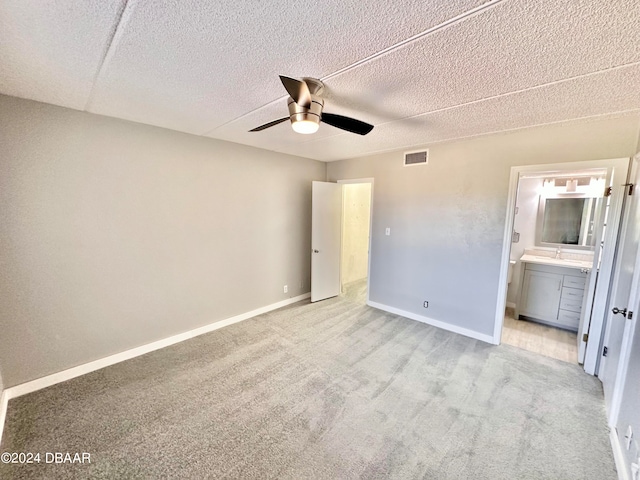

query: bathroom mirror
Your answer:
[536,196,599,249]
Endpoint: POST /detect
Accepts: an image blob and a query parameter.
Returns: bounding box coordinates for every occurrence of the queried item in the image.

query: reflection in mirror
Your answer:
[537,197,599,249]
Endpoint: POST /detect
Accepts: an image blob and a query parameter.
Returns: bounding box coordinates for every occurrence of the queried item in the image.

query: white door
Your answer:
[311,181,342,302]
[600,158,640,421]
[582,159,630,375]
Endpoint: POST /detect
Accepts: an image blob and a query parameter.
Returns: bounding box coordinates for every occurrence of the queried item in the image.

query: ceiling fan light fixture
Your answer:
[291,118,320,134]
[288,96,322,134]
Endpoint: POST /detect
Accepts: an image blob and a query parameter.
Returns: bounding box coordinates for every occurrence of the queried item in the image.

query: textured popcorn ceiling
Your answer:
[1,0,639,161]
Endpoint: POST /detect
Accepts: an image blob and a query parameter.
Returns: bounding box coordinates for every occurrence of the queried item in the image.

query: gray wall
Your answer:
[327,115,640,338]
[0,95,326,387]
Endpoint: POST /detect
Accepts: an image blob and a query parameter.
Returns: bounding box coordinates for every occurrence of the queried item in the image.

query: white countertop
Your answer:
[519,254,593,270]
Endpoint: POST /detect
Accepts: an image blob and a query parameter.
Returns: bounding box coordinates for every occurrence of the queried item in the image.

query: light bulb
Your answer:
[291,120,319,134]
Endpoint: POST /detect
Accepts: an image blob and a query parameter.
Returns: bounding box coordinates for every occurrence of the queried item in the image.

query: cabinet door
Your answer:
[520,270,563,321]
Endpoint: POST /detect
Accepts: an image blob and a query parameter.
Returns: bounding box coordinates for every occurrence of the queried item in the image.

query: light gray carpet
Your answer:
[0,294,616,479]
[341,278,368,304]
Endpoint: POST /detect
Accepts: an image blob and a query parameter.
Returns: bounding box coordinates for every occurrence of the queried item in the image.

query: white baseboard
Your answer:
[0,292,310,445]
[611,428,631,480]
[367,301,495,344]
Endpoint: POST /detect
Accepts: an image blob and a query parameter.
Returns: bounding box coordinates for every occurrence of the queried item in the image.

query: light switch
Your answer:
[385,228,390,236]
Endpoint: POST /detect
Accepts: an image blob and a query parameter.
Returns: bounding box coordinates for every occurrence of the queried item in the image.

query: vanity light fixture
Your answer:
[542,179,554,193]
[589,177,606,196]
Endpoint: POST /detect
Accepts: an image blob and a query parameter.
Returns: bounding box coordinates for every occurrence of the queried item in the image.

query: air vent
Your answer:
[404,150,428,166]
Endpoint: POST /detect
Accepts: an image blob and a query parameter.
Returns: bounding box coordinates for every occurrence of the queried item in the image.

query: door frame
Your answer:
[493,157,630,375]
[338,178,374,304]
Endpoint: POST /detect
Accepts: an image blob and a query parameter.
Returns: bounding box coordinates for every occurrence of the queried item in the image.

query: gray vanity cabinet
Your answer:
[520,270,563,320]
[516,262,587,331]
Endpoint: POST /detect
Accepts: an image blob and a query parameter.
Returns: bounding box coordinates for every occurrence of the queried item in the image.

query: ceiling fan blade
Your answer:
[279,75,312,108]
[249,117,289,132]
[321,112,374,135]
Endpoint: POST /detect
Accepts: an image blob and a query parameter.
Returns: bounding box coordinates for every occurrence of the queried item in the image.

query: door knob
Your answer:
[612,307,628,318]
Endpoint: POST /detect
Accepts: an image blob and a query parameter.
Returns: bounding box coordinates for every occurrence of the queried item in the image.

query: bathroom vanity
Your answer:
[515,254,591,331]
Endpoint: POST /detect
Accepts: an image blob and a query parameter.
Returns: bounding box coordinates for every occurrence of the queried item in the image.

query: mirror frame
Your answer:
[535,193,600,251]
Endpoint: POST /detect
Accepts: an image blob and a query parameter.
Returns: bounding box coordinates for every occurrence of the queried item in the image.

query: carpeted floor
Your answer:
[341,278,368,304]
[0,293,616,479]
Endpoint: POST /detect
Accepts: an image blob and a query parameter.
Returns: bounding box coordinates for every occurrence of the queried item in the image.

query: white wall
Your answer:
[506,177,542,305]
[341,183,371,285]
[327,115,640,339]
[0,95,326,387]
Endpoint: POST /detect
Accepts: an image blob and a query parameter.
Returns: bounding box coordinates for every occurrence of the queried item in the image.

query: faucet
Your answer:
[555,246,562,259]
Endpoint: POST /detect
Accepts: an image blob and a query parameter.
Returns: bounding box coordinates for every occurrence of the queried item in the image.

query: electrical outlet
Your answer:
[283,285,288,294]
[385,227,391,236]
[423,301,429,308]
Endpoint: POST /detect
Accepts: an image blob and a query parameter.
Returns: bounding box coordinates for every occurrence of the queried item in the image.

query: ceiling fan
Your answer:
[249,76,374,136]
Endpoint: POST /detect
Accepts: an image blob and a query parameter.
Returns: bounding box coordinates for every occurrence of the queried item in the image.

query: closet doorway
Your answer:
[339,179,373,305]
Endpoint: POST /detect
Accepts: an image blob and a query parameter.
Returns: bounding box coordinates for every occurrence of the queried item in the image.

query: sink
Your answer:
[533,256,582,263]
[525,255,591,268]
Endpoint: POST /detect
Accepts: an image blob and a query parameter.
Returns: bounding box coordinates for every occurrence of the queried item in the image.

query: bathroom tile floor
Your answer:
[501,308,578,364]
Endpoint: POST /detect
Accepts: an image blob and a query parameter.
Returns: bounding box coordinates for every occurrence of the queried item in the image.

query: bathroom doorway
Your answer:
[495,158,629,374]
[338,179,373,305]
[500,172,606,363]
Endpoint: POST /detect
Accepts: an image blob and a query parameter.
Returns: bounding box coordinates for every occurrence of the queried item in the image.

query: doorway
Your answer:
[494,158,630,375]
[500,170,608,364]
[310,179,373,305]
[339,179,373,305]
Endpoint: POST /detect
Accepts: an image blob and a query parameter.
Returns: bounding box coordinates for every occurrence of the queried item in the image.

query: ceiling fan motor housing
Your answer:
[287,95,324,126]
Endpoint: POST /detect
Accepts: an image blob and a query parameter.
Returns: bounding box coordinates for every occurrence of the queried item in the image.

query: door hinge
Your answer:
[623,183,635,195]
[604,186,612,197]
[603,346,608,357]
[629,311,634,320]
[582,333,588,342]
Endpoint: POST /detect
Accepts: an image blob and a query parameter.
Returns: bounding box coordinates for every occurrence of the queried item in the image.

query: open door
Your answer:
[599,157,639,421]
[576,194,605,363]
[311,181,342,302]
